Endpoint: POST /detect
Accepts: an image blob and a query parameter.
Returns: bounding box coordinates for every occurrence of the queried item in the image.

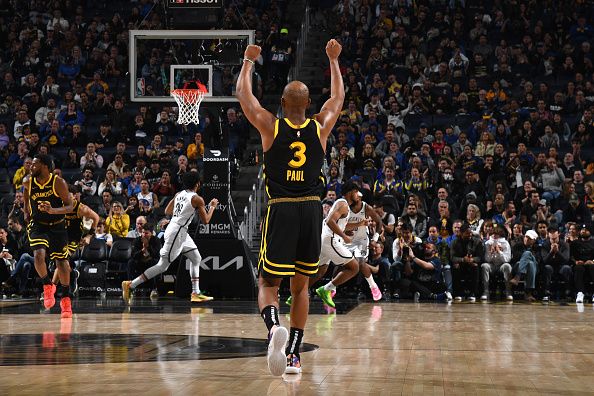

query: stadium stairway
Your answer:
[295,28,333,113]
[231,0,330,257]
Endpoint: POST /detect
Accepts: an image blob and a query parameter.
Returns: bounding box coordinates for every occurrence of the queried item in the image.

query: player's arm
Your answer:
[164,192,178,216]
[40,196,76,214]
[235,45,276,150]
[54,176,72,208]
[325,201,351,242]
[384,215,395,234]
[345,222,364,231]
[365,204,384,240]
[192,195,219,224]
[79,203,100,229]
[23,175,31,224]
[314,40,345,148]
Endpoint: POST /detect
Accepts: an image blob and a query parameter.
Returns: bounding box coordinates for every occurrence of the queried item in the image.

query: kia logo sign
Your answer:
[198,256,244,270]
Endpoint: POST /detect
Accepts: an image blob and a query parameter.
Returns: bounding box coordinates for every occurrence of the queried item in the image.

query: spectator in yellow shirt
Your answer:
[105,201,130,238]
[13,157,32,190]
[340,101,363,125]
[85,72,110,97]
[186,132,204,160]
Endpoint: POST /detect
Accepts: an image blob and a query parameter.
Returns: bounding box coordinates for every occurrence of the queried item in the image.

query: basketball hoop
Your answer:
[171,81,207,125]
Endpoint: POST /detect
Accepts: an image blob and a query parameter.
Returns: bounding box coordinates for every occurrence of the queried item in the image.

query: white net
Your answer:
[171,89,205,125]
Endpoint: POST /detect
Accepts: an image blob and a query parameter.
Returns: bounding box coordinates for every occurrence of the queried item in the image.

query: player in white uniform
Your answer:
[314,181,364,308]
[345,191,384,301]
[122,172,218,303]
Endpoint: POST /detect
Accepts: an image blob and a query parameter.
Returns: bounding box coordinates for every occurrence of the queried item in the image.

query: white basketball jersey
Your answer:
[347,201,369,242]
[322,198,349,238]
[137,191,154,208]
[170,190,197,228]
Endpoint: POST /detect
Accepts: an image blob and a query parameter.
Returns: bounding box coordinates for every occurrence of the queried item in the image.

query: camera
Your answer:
[402,246,410,257]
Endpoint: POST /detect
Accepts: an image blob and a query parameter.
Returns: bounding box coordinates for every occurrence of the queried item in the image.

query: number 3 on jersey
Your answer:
[287,141,306,182]
[289,142,306,168]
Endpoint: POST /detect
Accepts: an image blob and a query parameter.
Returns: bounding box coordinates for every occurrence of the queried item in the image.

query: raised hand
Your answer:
[325,39,342,60]
[244,45,261,61]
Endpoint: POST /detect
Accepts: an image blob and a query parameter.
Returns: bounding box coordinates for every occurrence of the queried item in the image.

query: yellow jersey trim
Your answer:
[263,267,295,276]
[259,206,271,264]
[33,174,53,190]
[267,196,320,205]
[265,258,295,268]
[295,267,318,275]
[52,173,58,196]
[284,118,311,129]
[29,240,49,247]
[295,260,319,267]
[314,119,321,138]
[28,177,33,215]
[273,119,280,139]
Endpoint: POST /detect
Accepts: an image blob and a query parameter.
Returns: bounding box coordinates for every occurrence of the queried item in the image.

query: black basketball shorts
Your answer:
[259,197,322,278]
[27,221,70,261]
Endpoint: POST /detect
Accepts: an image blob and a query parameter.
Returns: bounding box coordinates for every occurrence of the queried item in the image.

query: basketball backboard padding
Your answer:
[129,29,254,103]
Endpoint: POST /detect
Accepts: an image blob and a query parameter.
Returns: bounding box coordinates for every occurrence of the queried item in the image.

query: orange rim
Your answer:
[171,89,206,104]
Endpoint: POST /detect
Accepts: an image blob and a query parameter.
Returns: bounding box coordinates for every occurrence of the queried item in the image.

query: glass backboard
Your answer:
[129,30,254,103]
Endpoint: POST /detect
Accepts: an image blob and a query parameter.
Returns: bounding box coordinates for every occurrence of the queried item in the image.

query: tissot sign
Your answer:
[169,0,222,8]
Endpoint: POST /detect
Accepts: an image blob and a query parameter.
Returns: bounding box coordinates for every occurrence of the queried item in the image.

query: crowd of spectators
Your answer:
[0,0,594,303]
[0,0,287,297]
[313,0,594,303]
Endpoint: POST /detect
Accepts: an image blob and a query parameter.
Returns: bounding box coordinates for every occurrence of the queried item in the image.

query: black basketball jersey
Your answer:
[263,118,325,199]
[65,199,83,241]
[29,173,65,224]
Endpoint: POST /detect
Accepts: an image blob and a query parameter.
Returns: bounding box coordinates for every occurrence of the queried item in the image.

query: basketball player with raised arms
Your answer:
[236,39,344,375]
[121,171,218,303]
[23,154,73,318]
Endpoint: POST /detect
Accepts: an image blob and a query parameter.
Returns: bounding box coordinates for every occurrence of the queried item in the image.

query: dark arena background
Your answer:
[0,0,594,394]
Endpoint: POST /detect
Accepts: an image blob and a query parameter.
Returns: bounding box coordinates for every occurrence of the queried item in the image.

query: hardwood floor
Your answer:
[1,298,594,395]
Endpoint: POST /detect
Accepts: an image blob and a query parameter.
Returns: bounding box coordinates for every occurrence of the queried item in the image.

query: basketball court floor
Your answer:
[1,298,593,395]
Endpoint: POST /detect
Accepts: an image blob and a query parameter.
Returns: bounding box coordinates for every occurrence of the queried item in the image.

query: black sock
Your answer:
[285,327,304,357]
[60,284,71,298]
[41,275,52,286]
[261,305,280,333]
